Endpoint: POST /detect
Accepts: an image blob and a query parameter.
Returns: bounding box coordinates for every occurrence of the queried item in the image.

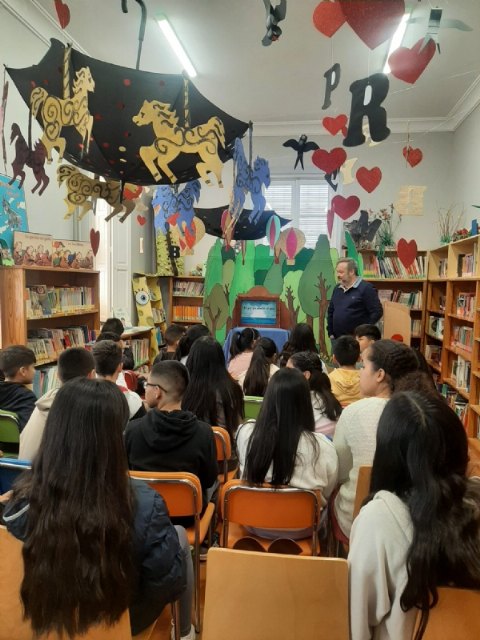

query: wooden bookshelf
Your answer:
[121,326,153,370]
[166,275,205,325]
[0,266,100,362]
[422,237,480,436]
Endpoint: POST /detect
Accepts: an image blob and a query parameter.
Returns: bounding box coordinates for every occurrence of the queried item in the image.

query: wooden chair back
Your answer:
[0,410,20,458]
[212,426,232,485]
[418,587,480,639]
[0,526,132,640]
[202,548,349,640]
[243,396,263,420]
[352,465,372,521]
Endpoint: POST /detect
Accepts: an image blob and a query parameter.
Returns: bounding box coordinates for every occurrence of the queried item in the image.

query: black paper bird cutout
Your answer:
[194,206,289,240]
[283,134,319,170]
[262,0,287,46]
[345,210,382,246]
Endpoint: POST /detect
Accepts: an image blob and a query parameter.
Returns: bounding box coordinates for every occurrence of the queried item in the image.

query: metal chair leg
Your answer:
[171,600,181,640]
[194,542,201,633]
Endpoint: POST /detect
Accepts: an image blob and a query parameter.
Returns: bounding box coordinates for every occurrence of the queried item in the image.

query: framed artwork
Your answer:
[0,174,29,251]
[13,231,53,267]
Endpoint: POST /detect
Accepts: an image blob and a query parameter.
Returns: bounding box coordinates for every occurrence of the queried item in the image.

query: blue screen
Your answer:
[240,300,277,326]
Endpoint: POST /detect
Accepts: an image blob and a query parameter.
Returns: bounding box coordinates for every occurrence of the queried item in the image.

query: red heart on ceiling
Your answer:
[338,0,405,50]
[402,146,423,167]
[54,0,70,29]
[312,147,347,175]
[136,215,147,226]
[322,114,348,136]
[327,208,334,237]
[331,195,360,220]
[89,229,100,257]
[312,1,346,38]
[356,166,382,193]
[397,238,417,269]
[389,38,436,84]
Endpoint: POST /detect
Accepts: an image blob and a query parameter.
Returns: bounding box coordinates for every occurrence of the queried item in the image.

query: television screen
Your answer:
[240,299,278,327]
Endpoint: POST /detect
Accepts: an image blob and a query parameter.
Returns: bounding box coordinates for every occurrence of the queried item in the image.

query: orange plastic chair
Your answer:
[352,465,372,521]
[202,548,349,640]
[123,370,139,392]
[211,426,232,485]
[220,479,322,556]
[128,471,215,633]
[416,587,480,639]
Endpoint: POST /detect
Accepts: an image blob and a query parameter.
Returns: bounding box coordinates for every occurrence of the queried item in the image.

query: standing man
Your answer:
[327,258,383,340]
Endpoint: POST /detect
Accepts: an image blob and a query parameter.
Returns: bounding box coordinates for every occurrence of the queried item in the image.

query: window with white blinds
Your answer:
[265,179,330,248]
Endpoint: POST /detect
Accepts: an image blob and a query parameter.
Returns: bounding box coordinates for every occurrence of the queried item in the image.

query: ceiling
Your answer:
[15,0,480,132]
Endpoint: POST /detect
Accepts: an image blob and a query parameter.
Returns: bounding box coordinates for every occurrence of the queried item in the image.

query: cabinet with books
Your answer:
[361,249,427,350]
[121,327,153,370]
[467,280,480,436]
[0,266,100,366]
[167,276,205,325]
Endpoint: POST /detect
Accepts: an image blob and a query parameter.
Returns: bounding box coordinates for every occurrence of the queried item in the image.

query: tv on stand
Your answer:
[237,294,280,328]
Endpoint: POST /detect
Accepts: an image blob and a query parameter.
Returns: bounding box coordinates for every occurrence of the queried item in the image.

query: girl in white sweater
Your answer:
[236,367,338,538]
[333,340,419,538]
[349,391,480,640]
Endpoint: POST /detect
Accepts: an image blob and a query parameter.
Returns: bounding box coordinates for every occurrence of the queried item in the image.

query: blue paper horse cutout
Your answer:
[229,138,270,224]
[152,179,201,236]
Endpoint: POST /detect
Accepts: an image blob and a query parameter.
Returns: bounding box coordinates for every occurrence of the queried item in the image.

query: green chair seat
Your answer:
[0,409,20,458]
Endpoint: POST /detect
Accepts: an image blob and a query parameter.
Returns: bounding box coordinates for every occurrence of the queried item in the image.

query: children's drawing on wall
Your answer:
[0,174,29,254]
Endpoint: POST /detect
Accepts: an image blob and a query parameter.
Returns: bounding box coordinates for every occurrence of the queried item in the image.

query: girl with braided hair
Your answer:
[333,339,419,538]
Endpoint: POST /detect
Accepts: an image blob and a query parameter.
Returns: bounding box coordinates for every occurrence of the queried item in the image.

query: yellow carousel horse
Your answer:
[133,100,225,186]
[30,66,95,162]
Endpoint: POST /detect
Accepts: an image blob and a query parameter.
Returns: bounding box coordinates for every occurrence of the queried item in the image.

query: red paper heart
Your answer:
[356,166,382,193]
[327,208,334,237]
[389,38,436,84]
[322,114,348,136]
[331,195,360,220]
[312,147,347,175]
[397,238,417,269]
[339,0,405,50]
[402,146,423,168]
[54,0,70,29]
[123,184,142,201]
[136,215,147,226]
[312,1,346,38]
[89,229,100,257]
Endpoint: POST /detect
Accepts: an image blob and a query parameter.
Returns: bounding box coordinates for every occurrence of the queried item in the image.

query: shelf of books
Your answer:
[362,250,427,350]
[422,238,480,436]
[0,266,100,368]
[167,275,205,325]
[121,327,153,370]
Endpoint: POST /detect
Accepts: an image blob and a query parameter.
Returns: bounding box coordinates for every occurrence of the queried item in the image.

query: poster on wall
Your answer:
[13,231,52,266]
[52,239,93,269]
[0,174,29,253]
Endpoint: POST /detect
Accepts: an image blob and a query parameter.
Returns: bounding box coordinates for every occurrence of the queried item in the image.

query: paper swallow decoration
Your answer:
[283,134,319,170]
[262,0,287,46]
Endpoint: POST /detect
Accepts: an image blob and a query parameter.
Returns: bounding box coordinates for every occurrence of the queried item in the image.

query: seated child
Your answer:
[154,324,186,363]
[354,324,381,354]
[0,345,37,431]
[329,336,361,405]
[99,317,134,370]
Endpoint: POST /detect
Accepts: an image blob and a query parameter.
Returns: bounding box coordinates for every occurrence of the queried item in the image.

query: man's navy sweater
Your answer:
[327,279,383,338]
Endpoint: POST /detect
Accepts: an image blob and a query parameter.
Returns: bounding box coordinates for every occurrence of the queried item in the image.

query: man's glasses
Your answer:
[142,380,170,393]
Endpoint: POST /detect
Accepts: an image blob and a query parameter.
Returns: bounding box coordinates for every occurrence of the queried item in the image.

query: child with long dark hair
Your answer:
[174,323,210,364]
[240,337,278,397]
[237,368,338,538]
[287,351,342,437]
[182,336,244,438]
[2,378,194,639]
[227,327,259,380]
[349,391,480,640]
[278,322,326,370]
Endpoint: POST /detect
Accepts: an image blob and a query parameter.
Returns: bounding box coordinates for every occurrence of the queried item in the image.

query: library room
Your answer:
[1,2,480,639]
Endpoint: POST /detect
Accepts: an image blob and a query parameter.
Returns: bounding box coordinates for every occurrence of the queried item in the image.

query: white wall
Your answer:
[452,103,480,228]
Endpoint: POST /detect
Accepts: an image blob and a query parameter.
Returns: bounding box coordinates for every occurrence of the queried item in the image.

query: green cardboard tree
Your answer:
[263,251,286,295]
[229,241,256,316]
[280,270,306,326]
[298,235,335,357]
[204,283,230,337]
[254,244,274,286]
[204,239,224,297]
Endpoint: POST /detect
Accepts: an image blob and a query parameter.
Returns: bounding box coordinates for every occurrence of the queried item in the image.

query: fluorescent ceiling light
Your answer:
[383,12,411,74]
[157,15,197,78]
